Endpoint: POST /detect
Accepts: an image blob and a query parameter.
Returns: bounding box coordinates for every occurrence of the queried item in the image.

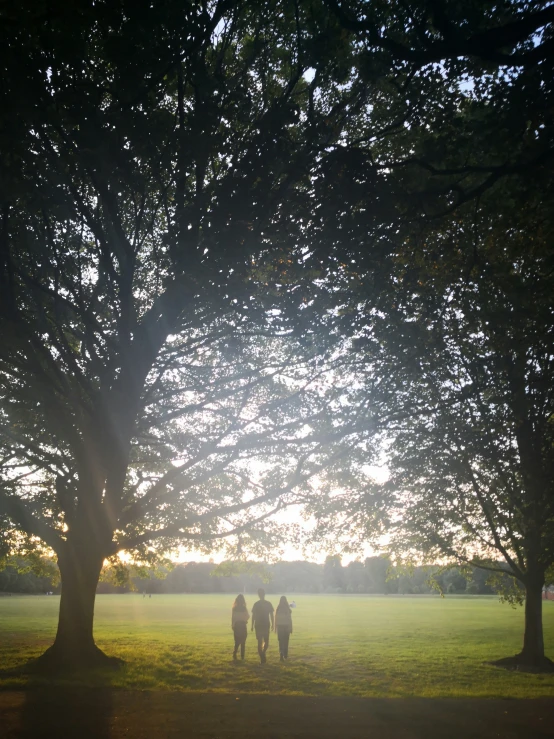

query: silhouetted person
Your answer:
[231,593,249,660]
[251,588,274,663]
[275,595,293,661]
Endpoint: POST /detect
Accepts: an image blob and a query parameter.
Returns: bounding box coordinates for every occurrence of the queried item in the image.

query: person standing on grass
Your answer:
[275,595,293,661]
[231,594,249,661]
[251,588,274,663]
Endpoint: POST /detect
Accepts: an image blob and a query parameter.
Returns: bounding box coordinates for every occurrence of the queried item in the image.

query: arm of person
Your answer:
[251,605,255,631]
[270,606,274,631]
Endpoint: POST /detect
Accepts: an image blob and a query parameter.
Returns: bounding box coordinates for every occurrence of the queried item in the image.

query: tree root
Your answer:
[27,643,125,673]
[488,653,554,674]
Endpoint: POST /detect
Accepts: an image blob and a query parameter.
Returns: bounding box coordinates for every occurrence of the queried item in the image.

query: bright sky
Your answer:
[177,464,389,565]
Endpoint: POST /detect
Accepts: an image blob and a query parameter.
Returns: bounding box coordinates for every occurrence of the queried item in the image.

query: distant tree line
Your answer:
[1,555,517,597]
[0,557,58,594]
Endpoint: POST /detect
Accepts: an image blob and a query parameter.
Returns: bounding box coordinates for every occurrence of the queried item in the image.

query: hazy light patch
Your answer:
[362,463,389,484]
[171,463,390,565]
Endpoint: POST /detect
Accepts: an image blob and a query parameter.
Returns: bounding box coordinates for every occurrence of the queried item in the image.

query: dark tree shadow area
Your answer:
[1,690,554,739]
[3,687,112,739]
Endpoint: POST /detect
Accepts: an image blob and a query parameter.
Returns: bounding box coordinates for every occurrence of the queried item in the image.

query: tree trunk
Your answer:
[36,541,120,670]
[520,579,545,664]
[490,573,552,672]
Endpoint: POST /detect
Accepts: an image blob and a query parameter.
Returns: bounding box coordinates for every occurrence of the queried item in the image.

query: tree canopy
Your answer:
[1,0,553,670]
[290,1,554,669]
[308,168,554,666]
[0,0,375,666]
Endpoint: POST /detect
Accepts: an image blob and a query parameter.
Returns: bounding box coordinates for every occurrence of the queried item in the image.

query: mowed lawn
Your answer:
[1,594,553,698]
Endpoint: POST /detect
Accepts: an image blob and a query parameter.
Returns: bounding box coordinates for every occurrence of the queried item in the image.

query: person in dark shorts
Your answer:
[274,595,293,661]
[251,588,274,663]
[231,593,249,660]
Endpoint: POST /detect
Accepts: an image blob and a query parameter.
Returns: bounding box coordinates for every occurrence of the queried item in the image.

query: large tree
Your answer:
[0,0,378,668]
[2,0,553,671]
[296,0,554,670]
[309,173,554,669]
[384,178,554,669]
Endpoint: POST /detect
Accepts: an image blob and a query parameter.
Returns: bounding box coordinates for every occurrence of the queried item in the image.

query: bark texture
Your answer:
[490,577,554,673]
[34,540,121,670]
[521,581,545,663]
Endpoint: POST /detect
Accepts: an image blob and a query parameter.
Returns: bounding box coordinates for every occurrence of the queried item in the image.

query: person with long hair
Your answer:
[274,595,293,661]
[231,593,249,660]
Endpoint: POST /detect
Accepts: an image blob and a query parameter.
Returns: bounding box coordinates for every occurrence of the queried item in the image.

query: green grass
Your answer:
[1,594,553,698]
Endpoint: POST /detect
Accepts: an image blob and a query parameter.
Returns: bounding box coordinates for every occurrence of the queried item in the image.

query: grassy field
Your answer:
[1,594,553,698]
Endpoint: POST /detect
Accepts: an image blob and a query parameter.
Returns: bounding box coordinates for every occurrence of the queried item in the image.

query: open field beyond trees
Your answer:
[1,594,554,699]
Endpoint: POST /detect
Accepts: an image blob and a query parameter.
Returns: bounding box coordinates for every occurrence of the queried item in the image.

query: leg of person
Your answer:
[233,629,240,660]
[263,629,270,656]
[277,626,284,660]
[238,623,247,661]
[256,631,265,662]
[283,628,290,659]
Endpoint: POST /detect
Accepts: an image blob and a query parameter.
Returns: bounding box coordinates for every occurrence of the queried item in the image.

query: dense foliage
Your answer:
[297,1,554,667]
[0,0,378,665]
[1,0,553,667]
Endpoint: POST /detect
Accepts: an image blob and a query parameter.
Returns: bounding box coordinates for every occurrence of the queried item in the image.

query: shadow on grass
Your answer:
[0,655,123,692]
[2,689,554,739]
[487,654,554,674]
[19,687,113,738]
[0,655,116,737]
[0,664,113,738]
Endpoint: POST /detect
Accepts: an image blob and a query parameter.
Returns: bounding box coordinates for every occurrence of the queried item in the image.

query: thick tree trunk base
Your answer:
[28,643,124,673]
[488,653,554,674]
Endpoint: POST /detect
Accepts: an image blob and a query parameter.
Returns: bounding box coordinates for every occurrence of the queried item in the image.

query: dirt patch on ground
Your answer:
[0,688,552,738]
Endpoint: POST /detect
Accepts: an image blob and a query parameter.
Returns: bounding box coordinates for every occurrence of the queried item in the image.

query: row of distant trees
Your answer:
[1,555,514,597]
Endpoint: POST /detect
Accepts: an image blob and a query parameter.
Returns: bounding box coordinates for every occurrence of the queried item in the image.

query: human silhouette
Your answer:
[251,588,274,663]
[231,593,249,660]
[275,595,293,661]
